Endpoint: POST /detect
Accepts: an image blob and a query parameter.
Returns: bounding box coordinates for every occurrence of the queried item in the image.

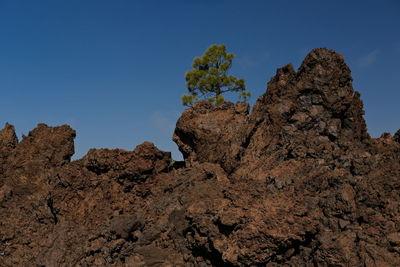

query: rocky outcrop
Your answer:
[0,48,399,266]
[0,129,172,266]
[0,123,18,153]
[394,129,400,143]
[234,49,369,182]
[83,142,171,189]
[173,101,249,173]
[0,123,18,186]
[0,123,75,195]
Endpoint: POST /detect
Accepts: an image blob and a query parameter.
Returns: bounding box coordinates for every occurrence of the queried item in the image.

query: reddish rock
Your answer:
[0,123,18,153]
[394,129,400,143]
[83,141,171,186]
[0,136,172,265]
[0,48,399,266]
[235,48,369,183]
[0,123,18,185]
[1,123,75,195]
[173,101,249,173]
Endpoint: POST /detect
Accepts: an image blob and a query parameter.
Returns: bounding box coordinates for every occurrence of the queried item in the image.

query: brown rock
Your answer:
[394,129,400,143]
[0,123,18,152]
[0,123,18,185]
[0,48,399,266]
[173,100,249,173]
[1,123,75,196]
[83,141,171,182]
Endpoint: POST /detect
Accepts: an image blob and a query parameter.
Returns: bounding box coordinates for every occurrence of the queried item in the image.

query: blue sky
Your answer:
[1,0,399,160]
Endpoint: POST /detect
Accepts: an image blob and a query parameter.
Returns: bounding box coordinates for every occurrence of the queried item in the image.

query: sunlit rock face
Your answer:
[0,49,399,266]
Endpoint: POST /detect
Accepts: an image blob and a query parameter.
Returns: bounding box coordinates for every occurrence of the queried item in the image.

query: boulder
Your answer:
[173,101,249,173]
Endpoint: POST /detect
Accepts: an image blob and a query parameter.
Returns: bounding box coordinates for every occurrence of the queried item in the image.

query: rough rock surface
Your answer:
[173,101,249,173]
[0,123,18,186]
[0,48,399,266]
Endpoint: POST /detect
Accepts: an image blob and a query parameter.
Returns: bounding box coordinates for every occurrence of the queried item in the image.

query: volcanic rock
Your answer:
[0,134,172,265]
[0,123,18,185]
[0,48,399,266]
[1,123,75,195]
[394,129,400,143]
[173,101,249,173]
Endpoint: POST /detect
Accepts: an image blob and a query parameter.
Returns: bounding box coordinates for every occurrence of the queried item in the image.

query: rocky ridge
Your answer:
[0,48,399,266]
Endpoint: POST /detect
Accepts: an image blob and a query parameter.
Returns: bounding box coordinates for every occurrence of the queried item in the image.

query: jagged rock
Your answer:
[0,137,172,265]
[234,48,369,183]
[394,129,400,143]
[0,48,399,266]
[83,141,171,184]
[13,123,75,166]
[0,123,18,153]
[0,123,18,185]
[1,123,75,195]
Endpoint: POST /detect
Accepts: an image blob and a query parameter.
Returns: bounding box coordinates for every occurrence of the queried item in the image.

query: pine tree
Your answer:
[182,44,250,106]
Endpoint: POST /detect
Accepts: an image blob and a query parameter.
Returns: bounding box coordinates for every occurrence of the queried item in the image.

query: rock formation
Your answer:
[0,48,399,266]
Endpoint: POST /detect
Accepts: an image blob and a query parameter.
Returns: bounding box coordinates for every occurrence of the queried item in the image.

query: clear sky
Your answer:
[1,0,399,160]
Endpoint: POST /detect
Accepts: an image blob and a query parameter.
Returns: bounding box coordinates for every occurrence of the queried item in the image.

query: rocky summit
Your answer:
[1,48,399,266]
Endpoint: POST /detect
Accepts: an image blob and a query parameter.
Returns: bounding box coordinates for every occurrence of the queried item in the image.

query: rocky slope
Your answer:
[1,48,399,266]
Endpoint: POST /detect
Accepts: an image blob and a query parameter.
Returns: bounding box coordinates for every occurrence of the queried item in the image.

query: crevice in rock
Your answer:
[241,118,264,151]
[215,219,236,237]
[86,165,110,175]
[46,196,58,225]
[230,117,266,172]
[183,222,234,266]
[174,128,196,159]
[356,216,367,225]
[190,239,234,267]
[268,231,318,264]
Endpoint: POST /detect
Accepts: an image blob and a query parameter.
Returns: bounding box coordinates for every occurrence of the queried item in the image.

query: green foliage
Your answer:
[207,95,225,104]
[182,44,250,106]
[181,93,198,106]
[238,91,251,102]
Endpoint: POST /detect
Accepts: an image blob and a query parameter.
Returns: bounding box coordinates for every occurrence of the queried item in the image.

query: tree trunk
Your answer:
[216,87,221,98]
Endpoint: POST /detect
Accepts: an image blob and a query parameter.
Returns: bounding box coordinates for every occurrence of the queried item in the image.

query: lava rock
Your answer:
[0,48,399,266]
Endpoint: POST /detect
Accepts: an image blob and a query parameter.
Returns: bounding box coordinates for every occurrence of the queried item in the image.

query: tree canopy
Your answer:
[182,44,250,106]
